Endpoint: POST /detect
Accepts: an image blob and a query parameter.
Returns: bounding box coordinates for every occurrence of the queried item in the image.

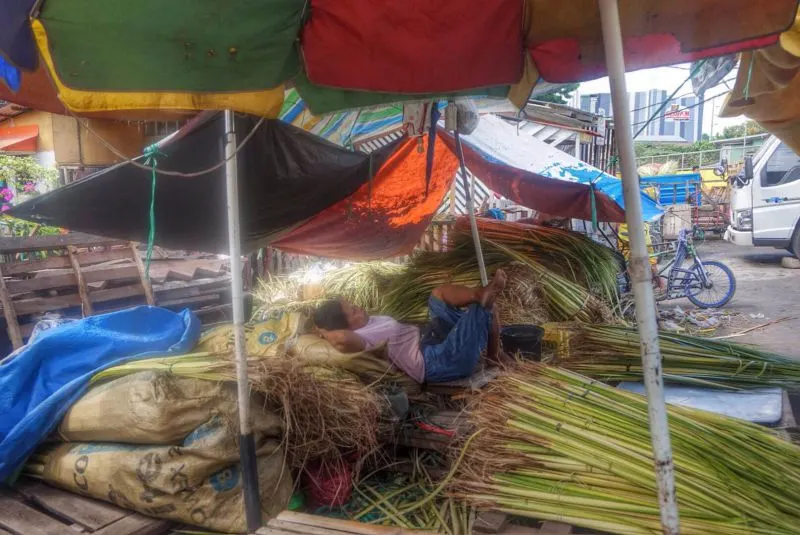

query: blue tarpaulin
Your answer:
[0,55,20,92]
[0,306,200,483]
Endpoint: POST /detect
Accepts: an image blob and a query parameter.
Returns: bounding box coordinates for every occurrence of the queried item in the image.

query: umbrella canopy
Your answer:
[1,1,797,116]
[720,12,800,152]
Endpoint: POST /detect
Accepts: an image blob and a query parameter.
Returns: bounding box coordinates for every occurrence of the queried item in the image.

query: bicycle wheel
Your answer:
[686,260,736,308]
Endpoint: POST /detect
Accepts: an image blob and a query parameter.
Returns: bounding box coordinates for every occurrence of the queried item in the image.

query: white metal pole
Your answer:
[224,110,262,532]
[597,1,681,534]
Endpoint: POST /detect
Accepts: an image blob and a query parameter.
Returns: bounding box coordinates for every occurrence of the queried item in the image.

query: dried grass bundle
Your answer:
[249,359,385,466]
[495,263,549,326]
[93,353,386,468]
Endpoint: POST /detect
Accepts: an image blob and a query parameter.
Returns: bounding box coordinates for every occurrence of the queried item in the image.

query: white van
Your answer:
[726,135,800,256]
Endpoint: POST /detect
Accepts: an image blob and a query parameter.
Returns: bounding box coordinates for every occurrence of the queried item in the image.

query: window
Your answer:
[763,142,800,187]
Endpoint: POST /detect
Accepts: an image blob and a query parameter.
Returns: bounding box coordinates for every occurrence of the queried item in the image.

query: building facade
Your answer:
[581,90,698,144]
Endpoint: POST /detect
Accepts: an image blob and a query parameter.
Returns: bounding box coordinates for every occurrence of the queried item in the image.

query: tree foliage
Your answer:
[0,155,61,237]
[718,120,766,139]
[535,83,580,105]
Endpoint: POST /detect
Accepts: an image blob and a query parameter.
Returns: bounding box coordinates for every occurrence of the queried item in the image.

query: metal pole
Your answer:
[224,110,262,532]
[597,2,681,534]
[454,130,489,286]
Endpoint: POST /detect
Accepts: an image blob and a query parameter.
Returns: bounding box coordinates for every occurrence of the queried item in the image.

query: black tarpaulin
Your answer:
[10,115,400,253]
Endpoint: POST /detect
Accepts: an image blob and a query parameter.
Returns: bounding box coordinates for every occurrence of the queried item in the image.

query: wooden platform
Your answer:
[258,511,435,535]
[474,512,602,535]
[0,479,173,535]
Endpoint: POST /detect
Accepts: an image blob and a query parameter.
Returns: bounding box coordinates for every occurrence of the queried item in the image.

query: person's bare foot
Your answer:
[480,269,507,309]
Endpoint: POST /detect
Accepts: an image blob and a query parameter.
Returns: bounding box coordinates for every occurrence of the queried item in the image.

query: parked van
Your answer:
[725,135,800,256]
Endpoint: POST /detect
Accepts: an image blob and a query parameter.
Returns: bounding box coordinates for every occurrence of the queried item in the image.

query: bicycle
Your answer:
[655,228,736,308]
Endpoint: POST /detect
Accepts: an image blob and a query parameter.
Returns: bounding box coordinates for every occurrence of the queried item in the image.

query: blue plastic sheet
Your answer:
[0,306,200,482]
[0,55,20,92]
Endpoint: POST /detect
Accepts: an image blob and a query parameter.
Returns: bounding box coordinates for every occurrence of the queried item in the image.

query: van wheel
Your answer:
[791,224,800,258]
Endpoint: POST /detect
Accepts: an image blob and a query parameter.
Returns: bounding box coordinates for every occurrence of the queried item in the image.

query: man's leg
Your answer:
[423,271,508,383]
[423,304,492,383]
[431,269,507,309]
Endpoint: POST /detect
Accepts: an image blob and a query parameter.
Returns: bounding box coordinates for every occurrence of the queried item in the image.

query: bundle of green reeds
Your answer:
[454,218,622,307]
[93,353,385,467]
[253,262,406,320]
[345,462,474,534]
[551,323,800,389]
[452,363,800,535]
[383,221,618,324]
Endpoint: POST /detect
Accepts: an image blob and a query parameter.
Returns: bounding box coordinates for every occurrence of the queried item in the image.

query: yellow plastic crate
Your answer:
[541,322,571,361]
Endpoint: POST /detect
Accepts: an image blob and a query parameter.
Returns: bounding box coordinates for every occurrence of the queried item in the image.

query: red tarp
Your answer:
[301,0,523,93]
[440,134,626,224]
[275,136,460,259]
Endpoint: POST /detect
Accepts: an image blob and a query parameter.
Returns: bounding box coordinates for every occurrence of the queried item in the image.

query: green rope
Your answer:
[589,183,598,232]
[143,144,165,280]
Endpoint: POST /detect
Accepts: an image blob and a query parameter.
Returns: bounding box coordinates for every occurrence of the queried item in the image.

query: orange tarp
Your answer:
[0,124,38,152]
[275,136,459,260]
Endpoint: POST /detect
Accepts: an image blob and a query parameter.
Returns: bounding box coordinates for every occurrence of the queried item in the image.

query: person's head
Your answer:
[692,166,699,172]
[313,298,368,331]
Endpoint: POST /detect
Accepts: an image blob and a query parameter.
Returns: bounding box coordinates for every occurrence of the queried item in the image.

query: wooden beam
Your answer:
[0,233,125,254]
[5,265,140,295]
[3,284,144,316]
[129,243,155,306]
[1,249,133,276]
[0,264,23,349]
[0,494,76,535]
[14,480,127,531]
[67,246,94,316]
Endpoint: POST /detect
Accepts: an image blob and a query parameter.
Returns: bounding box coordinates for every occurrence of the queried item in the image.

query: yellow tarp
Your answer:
[720,13,800,153]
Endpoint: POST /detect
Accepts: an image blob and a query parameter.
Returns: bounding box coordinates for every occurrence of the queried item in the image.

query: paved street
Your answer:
[661,239,800,359]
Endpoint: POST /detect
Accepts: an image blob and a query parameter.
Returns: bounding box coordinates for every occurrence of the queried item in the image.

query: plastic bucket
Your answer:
[501,324,545,360]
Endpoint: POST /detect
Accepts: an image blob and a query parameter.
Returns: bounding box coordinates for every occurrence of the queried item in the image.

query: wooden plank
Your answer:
[67,246,94,316]
[0,233,125,254]
[14,480,128,531]
[129,244,155,306]
[0,494,76,535]
[0,264,23,349]
[1,249,132,276]
[157,293,220,308]
[274,512,419,535]
[91,514,172,535]
[474,512,509,533]
[6,265,140,295]
[267,519,366,535]
[6,284,144,316]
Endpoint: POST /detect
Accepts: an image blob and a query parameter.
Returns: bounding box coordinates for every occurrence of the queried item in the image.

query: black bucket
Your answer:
[501,324,545,360]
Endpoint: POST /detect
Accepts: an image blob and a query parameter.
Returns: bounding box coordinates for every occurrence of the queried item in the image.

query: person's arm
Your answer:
[318,329,367,353]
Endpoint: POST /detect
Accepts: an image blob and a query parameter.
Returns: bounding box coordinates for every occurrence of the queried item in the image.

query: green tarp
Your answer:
[40,0,303,92]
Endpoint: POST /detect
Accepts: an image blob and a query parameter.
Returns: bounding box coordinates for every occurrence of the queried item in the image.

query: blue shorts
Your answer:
[420,297,492,383]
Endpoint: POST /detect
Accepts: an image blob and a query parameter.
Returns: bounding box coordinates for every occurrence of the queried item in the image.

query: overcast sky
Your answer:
[574,63,746,137]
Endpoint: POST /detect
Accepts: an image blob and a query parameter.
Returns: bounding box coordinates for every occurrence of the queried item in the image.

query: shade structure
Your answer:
[720,13,800,152]
[1,1,797,116]
[8,115,401,253]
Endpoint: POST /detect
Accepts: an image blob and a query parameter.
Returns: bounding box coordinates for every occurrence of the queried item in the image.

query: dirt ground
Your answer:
[658,238,800,359]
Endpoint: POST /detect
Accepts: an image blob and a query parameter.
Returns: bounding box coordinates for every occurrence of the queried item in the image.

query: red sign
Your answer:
[664,103,690,121]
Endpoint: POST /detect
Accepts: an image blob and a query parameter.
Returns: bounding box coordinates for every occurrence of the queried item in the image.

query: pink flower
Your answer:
[23,182,35,193]
[1,204,9,212]
[0,187,13,202]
